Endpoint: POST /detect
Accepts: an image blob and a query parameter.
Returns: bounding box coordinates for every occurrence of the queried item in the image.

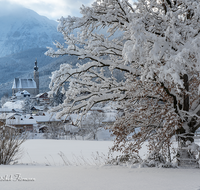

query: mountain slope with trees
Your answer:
[0,2,71,97]
[0,1,63,57]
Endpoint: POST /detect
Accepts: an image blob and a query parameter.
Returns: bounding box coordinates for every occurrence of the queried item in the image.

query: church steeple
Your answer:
[34,58,39,95]
[34,59,38,71]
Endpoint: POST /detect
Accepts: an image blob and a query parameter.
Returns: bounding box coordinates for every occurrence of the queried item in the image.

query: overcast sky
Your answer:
[0,0,94,21]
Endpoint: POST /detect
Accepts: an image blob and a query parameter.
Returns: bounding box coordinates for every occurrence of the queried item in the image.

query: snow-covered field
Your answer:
[0,139,200,190]
[20,139,114,165]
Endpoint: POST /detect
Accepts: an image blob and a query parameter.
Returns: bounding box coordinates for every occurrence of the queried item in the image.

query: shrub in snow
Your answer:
[144,152,166,167]
[141,152,176,168]
[107,153,142,166]
[46,0,200,166]
[0,125,27,165]
[58,151,108,166]
[176,141,200,168]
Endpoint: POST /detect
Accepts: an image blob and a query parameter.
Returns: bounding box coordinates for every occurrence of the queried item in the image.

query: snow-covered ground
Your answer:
[20,139,114,165]
[0,139,200,190]
[3,100,24,109]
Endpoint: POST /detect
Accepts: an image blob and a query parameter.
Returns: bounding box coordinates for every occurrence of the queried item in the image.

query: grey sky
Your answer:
[0,0,94,20]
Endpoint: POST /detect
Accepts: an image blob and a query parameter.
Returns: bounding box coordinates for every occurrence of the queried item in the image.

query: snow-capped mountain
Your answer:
[0,2,63,57]
[0,2,68,97]
[0,2,123,98]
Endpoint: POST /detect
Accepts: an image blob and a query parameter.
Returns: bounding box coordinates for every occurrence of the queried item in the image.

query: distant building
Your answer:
[35,92,50,105]
[6,113,35,132]
[30,106,44,114]
[0,108,15,114]
[14,90,30,99]
[12,59,39,96]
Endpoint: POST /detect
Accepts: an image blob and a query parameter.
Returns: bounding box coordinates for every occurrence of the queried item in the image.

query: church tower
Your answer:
[34,59,39,95]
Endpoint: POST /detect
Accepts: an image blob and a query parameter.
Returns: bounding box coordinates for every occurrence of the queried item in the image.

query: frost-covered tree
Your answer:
[22,98,31,114]
[82,110,106,140]
[46,0,200,165]
[43,121,65,139]
[1,95,9,107]
[51,88,64,106]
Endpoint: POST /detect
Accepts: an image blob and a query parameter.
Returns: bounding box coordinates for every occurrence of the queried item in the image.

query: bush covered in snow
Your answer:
[0,125,27,165]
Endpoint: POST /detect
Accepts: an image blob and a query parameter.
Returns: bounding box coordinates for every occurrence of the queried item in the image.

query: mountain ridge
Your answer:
[0,3,67,98]
[0,2,63,58]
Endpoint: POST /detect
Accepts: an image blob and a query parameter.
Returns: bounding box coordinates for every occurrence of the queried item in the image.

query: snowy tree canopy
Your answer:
[46,0,200,162]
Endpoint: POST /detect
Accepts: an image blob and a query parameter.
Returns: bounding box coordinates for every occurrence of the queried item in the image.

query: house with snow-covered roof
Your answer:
[0,110,71,133]
[0,108,14,113]
[31,106,45,114]
[35,92,50,105]
[12,59,39,96]
[6,113,36,132]
[14,90,31,99]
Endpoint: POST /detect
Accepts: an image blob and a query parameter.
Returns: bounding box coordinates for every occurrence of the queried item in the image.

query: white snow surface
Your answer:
[1,165,200,190]
[0,140,199,190]
[3,100,24,109]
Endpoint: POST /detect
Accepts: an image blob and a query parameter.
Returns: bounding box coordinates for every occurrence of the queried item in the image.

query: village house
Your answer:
[0,108,16,114]
[35,92,50,105]
[3,112,70,133]
[31,106,44,114]
[35,113,70,127]
[13,90,31,99]
[6,113,36,132]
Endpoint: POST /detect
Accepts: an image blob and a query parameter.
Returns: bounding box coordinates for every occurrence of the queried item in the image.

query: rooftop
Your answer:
[12,78,36,89]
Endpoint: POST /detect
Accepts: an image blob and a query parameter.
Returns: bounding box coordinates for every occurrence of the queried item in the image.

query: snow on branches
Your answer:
[46,0,200,161]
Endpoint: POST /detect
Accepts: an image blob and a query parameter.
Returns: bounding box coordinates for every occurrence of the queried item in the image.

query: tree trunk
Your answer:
[183,74,189,112]
[177,74,194,146]
[176,74,198,167]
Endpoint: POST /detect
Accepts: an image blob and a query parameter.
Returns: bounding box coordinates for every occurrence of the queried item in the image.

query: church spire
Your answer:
[34,58,39,95]
[34,58,38,71]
